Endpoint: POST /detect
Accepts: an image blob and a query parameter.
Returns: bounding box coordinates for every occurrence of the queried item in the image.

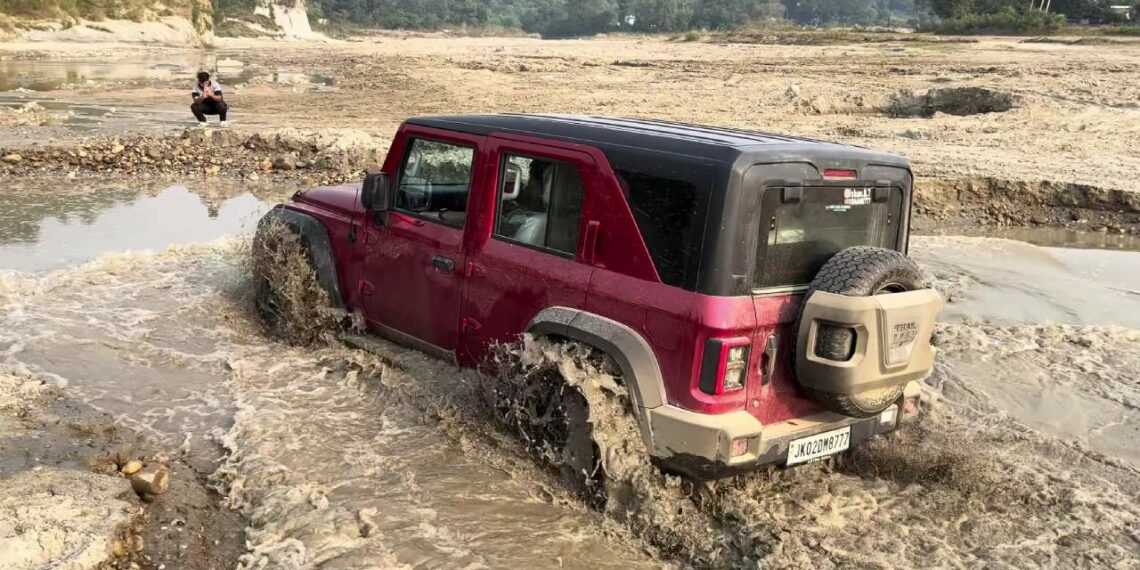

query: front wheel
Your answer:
[249,219,340,344]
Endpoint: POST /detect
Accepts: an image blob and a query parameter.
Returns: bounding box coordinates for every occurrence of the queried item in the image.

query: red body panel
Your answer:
[296,184,361,217]
[457,137,597,364]
[360,125,485,351]
[284,121,821,425]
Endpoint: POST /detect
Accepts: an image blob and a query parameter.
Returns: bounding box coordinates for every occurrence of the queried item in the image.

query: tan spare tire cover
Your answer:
[792,246,929,418]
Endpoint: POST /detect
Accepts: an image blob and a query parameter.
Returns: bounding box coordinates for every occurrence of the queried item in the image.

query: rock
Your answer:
[885,87,1017,118]
[129,464,170,496]
[205,165,221,175]
[2,153,22,164]
[111,144,125,155]
[259,159,274,172]
[804,96,833,115]
[247,171,260,181]
[273,153,298,171]
[785,84,801,98]
[120,460,144,476]
[216,57,244,69]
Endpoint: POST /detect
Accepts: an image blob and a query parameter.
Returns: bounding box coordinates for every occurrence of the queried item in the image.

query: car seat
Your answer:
[513,166,552,246]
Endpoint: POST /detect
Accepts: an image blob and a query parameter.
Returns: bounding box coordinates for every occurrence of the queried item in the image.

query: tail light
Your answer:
[823,168,857,179]
[699,337,750,395]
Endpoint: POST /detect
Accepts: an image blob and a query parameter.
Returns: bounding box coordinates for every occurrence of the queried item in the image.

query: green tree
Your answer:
[628,0,696,31]
[692,0,782,29]
[917,0,973,18]
[520,0,620,36]
[785,0,878,25]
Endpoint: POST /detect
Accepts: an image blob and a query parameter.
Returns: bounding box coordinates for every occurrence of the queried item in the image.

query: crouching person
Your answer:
[191,71,228,127]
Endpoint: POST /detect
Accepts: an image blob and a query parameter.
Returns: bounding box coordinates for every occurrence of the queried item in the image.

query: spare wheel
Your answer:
[793,246,928,418]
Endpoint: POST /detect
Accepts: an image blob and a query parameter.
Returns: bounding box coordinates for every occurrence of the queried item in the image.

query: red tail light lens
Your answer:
[698,337,751,395]
[823,168,857,179]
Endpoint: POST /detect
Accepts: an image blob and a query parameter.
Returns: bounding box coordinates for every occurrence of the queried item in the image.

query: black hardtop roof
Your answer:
[405,114,906,166]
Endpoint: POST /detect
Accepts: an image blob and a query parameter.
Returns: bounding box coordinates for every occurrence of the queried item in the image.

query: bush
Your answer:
[923,8,1065,35]
[0,0,51,17]
[215,18,261,37]
[1102,24,1140,36]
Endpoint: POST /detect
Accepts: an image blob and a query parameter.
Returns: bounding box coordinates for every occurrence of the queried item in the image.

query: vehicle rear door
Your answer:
[360,127,485,356]
[457,137,597,364]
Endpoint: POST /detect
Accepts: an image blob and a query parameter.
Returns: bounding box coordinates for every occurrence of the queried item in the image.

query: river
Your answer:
[1,178,1138,568]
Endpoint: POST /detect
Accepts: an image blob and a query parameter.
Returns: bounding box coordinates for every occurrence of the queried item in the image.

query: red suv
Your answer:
[256,115,942,478]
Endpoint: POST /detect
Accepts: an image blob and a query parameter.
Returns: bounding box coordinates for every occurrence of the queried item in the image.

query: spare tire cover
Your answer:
[793,246,927,418]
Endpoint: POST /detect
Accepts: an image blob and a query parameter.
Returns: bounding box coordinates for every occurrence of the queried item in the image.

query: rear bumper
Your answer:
[646,382,921,479]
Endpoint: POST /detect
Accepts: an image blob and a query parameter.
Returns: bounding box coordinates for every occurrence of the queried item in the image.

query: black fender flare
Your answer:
[257,207,345,309]
[527,307,667,448]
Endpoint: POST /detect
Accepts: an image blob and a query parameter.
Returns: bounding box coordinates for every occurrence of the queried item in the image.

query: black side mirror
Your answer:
[361,172,390,212]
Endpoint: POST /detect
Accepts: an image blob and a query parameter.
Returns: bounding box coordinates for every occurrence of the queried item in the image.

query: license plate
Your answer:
[786,426,851,466]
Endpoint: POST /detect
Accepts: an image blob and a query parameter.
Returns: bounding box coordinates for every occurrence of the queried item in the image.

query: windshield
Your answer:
[754,185,902,289]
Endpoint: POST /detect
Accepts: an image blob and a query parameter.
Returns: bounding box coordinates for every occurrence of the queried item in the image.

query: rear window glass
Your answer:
[754,186,901,289]
[618,170,699,288]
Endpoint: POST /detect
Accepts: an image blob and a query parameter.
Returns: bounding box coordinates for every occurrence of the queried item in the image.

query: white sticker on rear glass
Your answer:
[843,187,871,206]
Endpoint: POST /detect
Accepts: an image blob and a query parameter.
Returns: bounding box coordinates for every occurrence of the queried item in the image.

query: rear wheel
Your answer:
[794,246,927,417]
[484,340,609,507]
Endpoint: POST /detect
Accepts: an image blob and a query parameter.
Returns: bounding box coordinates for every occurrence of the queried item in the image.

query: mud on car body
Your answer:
[255,114,943,479]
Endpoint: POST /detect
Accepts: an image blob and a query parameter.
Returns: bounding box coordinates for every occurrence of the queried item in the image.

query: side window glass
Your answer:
[396,138,475,227]
[494,154,584,255]
[619,170,699,287]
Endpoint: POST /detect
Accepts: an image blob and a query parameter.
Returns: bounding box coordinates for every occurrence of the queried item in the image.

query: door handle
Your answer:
[583,220,600,265]
[431,255,455,273]
[761,334,779,386]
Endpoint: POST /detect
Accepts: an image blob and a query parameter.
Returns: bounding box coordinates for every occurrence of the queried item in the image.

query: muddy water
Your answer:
[0,57,333,92]
[0,57,212,91]
[913,235,1140,327]
[0,183,270,272]
[1,57,335,143]
[0,178,660,567]
[913,235,1140,469]
[1,180,1138,567]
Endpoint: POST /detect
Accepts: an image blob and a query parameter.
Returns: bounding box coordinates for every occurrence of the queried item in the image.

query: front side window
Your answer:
[395,138,475,227]
[755,185,901,289]
[494,154,584,255]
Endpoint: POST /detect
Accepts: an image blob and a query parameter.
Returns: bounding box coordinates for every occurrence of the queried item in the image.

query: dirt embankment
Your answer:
[4,126,1138,233]
[0,369,245,570]
[915,177,1140,234]
[0,127,385,186]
